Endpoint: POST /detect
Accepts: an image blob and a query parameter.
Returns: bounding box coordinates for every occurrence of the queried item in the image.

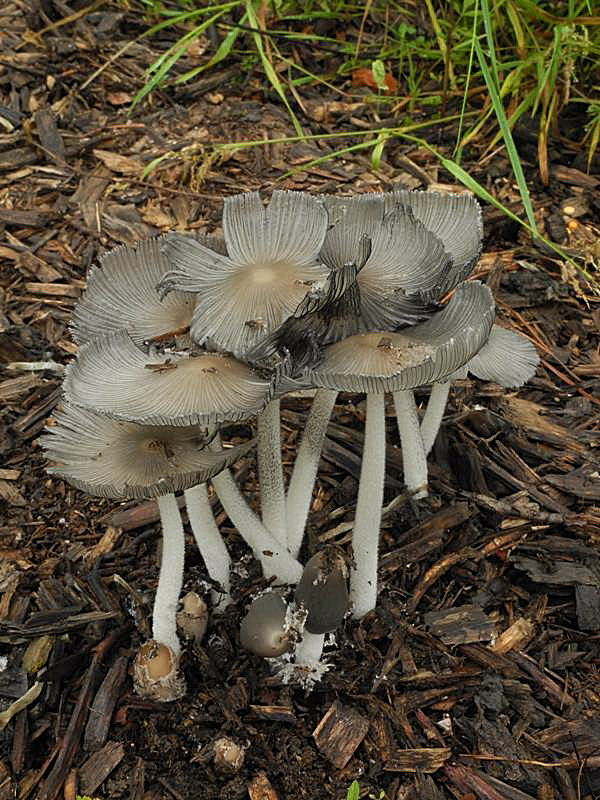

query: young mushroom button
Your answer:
[240,593,293,658]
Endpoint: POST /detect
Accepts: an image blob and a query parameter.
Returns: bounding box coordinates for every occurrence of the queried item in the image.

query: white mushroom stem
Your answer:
[208,437,302,584]
[393,390,429,499]
[257,399,287,545]
[420,381,451,456]
[184,484,231,611]
[350,392,386,620]
[286,388,337,558]
[294,632,325,665]
[153,493,185,656]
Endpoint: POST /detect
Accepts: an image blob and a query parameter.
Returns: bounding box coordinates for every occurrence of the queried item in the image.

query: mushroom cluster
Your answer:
[42,189,538,694]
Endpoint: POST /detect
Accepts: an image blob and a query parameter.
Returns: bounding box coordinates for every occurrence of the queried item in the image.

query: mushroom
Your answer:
[71,234,226,348]
[382,189,486,467]
[419,324,540,455]
[158,190,330,544]
[294,550,349,665]
[41,402,252,698]
[303,281,496,618]
[239,592,293,658]
[176,590,208,645]
[63,330,280,427]
[69,234,256,607]
[271,192,459,557]
[63,330,302,584]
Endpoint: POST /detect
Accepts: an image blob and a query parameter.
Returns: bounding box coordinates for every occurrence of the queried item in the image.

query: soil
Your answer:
[1,4,600,800]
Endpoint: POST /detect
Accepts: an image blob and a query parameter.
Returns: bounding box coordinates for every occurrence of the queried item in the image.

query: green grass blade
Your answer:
[176,18,244,83]
[454,0,478,161]
[131,8,231,108]
[245,0,304,137]
[474,37,538,234]
[480,0,500,86]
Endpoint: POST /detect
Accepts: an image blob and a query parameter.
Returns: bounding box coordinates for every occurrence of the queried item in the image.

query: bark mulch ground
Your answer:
[1,3,600,799]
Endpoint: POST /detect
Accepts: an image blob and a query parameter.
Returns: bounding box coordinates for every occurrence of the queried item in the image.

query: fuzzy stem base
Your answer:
[420,382,451,456]
[257,399,287,544]
[286,388,337,558]
[350,393,386,620]
[393,389,428,498]
[294,631,325,665]
[154,493,185,655]
[184,484,231,611]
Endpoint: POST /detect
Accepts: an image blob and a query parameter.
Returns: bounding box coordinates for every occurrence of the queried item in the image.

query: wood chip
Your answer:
[34,108,66,164]
[512,555,599,586]
[37,658,101,800]
[24,283,81,298]
[0,469,20,480]
[425,605,495,645]
[492,618,535,654]
[248,705,296,723]
[82,527,122,565]
[384,747,451,773]
[550,164,599,188]
[312,700,369,768]
[247,772,279,800]
[78,741,125,795]
[84,657,128,751]
[0,375,42,401]
[575,585,600,631]
[0,481,26,506]
[93,149,142,175]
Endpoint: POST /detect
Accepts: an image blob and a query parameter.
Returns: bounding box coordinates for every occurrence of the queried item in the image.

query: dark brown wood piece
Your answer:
[312,700,369,768]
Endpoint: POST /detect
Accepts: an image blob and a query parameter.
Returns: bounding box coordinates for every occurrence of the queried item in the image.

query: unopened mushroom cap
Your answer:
[240,593,292,658]
[463,325,539,387]
[295,550,349,634]
[132,639,186,702]
[64,330,278,426]
[71,235,225,347]
[41,402,253,499]
[158,191,330,358]
[176,591,208,644]
[305,281,495,393]
[385,189,483,293]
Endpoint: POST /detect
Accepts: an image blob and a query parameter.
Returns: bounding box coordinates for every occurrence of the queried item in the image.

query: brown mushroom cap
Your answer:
[132,640,186,702]
[64,330,278,427]
[305,281,495,393]
[295,550,349,634]
[41,402,253,500]
[239,592,292,658]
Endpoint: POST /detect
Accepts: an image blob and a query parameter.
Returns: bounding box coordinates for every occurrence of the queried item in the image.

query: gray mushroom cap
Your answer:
[63,330,279,427]
[305,281,495,393]
[71,235,226,348]
[239,592,292,658]
[295,550,349,634]
[384,189,483,294]
[450,325,539,387]
[41,402,253,500]
[157,191,330,358]
[317,194,451,334]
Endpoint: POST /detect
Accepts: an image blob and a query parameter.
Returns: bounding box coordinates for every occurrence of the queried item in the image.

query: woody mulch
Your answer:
[1,3,599,799]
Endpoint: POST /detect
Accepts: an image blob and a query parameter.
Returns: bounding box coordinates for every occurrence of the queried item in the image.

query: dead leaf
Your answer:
[107,91,133,106]
[352,68,398,93]
[93,149,142,175]
[141,205,173,228]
